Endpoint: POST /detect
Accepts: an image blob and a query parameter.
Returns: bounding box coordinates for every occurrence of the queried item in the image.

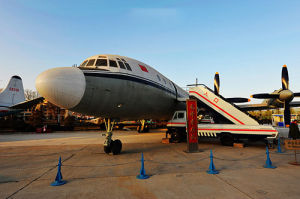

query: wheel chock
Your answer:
[51,157,67,186]
[207,150,219,174]
[136,153,149,179]
[264,147,277,169]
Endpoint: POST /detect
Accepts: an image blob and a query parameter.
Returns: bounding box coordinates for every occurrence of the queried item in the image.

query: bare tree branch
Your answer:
[24,89,40,101]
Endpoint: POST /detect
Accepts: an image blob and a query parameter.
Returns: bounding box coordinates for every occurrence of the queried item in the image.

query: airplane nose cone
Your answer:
[36,67,86,109]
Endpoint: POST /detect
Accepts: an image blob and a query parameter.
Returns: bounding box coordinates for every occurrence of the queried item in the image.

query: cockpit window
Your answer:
[118,61,126,69]
[86,59,95,66]
[109,60,118,68]
[80,60,88,67]
[124,63,132,71]
[96,59,107,67]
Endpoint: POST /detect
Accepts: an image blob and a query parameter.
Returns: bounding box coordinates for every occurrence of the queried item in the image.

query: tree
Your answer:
[24,89,40,100]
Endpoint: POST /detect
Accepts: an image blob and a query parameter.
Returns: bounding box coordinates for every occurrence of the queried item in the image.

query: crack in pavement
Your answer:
[214,174,255,199]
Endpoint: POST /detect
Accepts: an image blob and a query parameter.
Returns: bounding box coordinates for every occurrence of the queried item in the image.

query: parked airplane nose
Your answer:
[36,67,86,109]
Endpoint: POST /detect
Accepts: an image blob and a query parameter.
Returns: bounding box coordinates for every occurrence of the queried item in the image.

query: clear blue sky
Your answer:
[1,0,300,103]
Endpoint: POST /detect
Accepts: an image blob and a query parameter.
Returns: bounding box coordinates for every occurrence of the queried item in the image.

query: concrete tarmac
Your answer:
[0,129,299,199]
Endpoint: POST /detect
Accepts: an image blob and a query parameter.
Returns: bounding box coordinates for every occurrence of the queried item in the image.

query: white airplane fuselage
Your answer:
[36,54,189,120]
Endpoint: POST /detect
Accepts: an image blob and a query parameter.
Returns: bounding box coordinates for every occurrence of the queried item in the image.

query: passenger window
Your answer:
[121,58,126,62]
[86,59,95,66]
[178,112,184,119]
[163,79,166,84]
[157,75,161,81]
[96,59,107,67]
[124,63,132,71]
[80,60,88,67]
[109,60,118,68]
[118,61,126,69]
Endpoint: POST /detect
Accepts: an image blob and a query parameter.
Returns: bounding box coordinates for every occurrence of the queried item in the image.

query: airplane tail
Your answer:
[0,76,25,107]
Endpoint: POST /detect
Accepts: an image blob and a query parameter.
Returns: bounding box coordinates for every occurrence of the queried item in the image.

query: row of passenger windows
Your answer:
[81,58,132,71]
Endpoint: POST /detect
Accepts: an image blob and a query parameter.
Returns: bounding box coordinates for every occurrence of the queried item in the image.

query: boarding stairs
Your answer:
[189,85,259,126]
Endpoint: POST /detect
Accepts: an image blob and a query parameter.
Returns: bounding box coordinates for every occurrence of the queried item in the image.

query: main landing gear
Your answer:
[137,119,150,133]
[103,118,122,155]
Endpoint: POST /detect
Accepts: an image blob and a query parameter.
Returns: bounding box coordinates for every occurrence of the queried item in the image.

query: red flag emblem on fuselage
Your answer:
[139,64,148,72]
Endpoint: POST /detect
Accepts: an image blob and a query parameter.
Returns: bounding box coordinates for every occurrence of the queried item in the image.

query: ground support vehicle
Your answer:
[167,85,278,145]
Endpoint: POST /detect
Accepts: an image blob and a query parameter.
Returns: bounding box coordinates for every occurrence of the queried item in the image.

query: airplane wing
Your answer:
[10,97,44,110]
[237,103,275,111]
[238,101,300,111]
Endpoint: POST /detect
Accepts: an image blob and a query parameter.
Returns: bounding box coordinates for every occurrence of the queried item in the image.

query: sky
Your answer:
[1,0,300,104]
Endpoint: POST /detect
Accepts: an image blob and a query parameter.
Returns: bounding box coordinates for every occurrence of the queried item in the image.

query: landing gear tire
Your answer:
[111,139,122,155]
[104,140,122,155]
[171,129,181,143]
[220,134,234,146]
[104,145,111,154]
[103,119,123,155]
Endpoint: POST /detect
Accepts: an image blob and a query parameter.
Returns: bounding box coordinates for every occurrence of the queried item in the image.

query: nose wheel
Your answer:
[103,119,122,155]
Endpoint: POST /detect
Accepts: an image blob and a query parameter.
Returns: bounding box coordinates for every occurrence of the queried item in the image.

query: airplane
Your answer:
[36,54,189,154]
[249,65,300,126]
[211,69,300,123]
[35,54,300,154]
[0,75,44,117]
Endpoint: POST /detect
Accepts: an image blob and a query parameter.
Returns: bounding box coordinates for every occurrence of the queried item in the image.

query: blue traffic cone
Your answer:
[264,147,277,169]
[207,150,219,174]
[276,138,284,153]
[51,157,67,186]
[136,153,149,179]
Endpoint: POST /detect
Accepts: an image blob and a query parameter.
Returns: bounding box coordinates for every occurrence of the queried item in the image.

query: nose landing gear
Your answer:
[103,119,122,155]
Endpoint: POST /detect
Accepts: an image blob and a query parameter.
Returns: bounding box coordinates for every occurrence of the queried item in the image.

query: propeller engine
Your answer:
[251,65,300,126]
[214,72,250,103]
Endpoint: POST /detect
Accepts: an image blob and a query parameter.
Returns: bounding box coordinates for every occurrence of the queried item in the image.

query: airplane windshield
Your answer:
[109,60,118,68]
[80,60,88,67]
[86,59,95,67]
[96,59,108,67]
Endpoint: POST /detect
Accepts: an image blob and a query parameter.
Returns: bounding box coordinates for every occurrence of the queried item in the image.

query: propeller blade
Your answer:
[226,97,250,103]
[293,92,300,97]
[251,93,279,99]
[282,65,289,90]
[214,72,220,95]
[284,101,291,126]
